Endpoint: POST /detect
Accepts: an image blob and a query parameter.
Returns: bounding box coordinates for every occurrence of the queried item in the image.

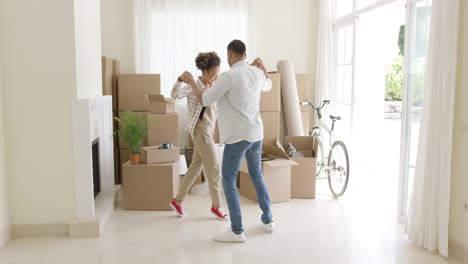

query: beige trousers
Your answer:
[175,125,221,208]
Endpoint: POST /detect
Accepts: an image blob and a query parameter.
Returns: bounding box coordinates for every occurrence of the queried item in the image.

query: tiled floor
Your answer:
[0,120,461,264]
[0,192,461,264]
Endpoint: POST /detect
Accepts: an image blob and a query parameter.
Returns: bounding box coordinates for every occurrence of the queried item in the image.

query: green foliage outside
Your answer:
[385,55,404,101]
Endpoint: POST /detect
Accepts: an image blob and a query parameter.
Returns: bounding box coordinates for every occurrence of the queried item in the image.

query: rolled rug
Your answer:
[277,60,304,136]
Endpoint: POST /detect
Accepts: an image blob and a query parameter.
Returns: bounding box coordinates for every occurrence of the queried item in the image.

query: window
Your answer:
[134,0,256,96]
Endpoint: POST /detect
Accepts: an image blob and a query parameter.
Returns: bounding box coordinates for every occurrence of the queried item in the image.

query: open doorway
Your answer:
[316,1,406,221]
[351,0,405,216]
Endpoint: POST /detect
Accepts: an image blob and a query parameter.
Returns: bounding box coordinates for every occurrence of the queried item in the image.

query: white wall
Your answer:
[100,0,318,76]
[1,0,77,225]
[0,55,10,236]
[74,0,103,99]
[100,0,135,73]
[256,0,319,75]
[449,0,468,257]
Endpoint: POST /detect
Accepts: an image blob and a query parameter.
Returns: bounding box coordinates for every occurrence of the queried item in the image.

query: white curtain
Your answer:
[315,0,335,110]
[133,0,257,148]
[315,0,335,145]
[134,0,257,95]
[407,0,460,257]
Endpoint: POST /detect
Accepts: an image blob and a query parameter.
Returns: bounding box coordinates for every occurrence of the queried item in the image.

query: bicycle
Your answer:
[300,100,350,198]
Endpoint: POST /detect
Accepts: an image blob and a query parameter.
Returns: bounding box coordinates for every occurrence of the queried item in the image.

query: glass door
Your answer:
[398,0,432,221]
[333,19,356,145]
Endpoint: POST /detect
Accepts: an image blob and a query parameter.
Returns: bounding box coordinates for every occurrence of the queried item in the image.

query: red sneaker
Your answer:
[211,207,229,221]
[170,199,184,217]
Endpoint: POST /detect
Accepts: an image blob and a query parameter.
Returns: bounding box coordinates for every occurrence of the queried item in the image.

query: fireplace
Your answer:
[72,96,119,237]
[92,139,100,199]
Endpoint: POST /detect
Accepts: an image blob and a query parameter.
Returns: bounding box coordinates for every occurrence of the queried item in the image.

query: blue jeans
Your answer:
[222,140,273,234]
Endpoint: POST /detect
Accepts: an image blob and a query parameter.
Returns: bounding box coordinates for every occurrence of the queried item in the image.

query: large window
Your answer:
[134,0,256,96]
[333,0,433,221]
[334,21,355,143]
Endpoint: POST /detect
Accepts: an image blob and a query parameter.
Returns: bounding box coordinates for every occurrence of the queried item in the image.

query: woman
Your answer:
[169,52,227,220]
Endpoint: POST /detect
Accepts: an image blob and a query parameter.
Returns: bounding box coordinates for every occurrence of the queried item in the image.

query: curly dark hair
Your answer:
[195,52,221,71]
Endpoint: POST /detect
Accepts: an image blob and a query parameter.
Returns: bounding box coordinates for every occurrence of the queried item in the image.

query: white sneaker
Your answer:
[264,222,275,233]
[213,229,246,243]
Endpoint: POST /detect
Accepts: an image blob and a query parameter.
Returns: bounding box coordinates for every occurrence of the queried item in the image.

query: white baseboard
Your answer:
[11,186,121,239]
[450,239,468,263]
[13,223,68,238]
[0,225,12,248]
[69,185,121,237]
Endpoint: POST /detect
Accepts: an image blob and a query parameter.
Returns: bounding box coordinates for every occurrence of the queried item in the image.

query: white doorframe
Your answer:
[397,0,432,222]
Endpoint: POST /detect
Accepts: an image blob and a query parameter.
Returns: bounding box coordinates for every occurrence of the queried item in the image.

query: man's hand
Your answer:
[251,57,269,79]
[180,71,195,84]
[250,57,261,67]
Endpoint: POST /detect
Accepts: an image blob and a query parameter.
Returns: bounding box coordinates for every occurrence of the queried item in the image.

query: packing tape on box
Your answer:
[278,60,304,136]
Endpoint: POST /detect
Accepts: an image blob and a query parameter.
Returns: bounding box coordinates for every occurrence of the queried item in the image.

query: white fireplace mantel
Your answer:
[71,96,119,236]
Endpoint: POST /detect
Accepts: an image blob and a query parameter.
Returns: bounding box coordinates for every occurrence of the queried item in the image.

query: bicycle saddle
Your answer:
[330,115,341,121]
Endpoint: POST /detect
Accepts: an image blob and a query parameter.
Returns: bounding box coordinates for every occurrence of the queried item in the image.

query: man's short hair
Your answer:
[227,39,246,56]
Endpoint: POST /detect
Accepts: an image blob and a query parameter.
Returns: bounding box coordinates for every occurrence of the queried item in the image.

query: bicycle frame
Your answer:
[306,101,335,153]
[313,116,334,151]
[303,100,350,198]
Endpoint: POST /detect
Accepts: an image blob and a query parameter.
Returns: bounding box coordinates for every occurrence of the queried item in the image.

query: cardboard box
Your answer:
[117,112,149,148]
[120,147,131,165]
[122,161,179,210]
[301,111,310,136]
[141,146,179,164]
[101,57,113,96]
[285,136,317,199]
[260,73,281,112]
[112,59,120,110]
[261,112,281,145]
[296,74,312,111]
[239,143,297,203]
[118,74,161,111]
[147,113,179,147]
[146,94,176,114]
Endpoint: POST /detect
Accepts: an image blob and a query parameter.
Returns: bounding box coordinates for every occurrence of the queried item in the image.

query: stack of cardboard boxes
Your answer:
[239,142,298,203]
[101,61,317,209]
[289,74,317,199]
[238,73,317,203]
[238,137,318,203]
[122,144,180,211]
[115,74,182,210]
[260,73,282,145]
[117,74,160,180]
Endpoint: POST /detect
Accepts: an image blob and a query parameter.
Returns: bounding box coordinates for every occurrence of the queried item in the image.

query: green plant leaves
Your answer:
[114,112,147,154]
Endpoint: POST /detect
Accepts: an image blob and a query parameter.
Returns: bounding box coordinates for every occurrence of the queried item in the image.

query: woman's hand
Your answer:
[180,71,195,84]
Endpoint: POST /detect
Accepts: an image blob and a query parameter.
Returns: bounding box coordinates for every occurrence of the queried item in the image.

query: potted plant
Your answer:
[114,112,147,165]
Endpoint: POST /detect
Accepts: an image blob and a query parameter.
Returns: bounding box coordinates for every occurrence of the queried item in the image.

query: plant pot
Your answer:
[130,153,141,165]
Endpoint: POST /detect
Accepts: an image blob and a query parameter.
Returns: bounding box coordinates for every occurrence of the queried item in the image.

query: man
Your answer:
[180,39,274,243]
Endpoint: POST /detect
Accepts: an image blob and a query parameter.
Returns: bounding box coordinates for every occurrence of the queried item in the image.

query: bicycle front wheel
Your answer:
[327,140,349,198]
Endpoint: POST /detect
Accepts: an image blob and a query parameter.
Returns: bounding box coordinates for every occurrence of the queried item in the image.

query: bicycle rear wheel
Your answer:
[327,140,349,198]
[315,137,325,177]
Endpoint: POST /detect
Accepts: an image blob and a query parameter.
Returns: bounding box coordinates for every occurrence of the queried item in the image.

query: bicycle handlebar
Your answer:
[301,100,330,120]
